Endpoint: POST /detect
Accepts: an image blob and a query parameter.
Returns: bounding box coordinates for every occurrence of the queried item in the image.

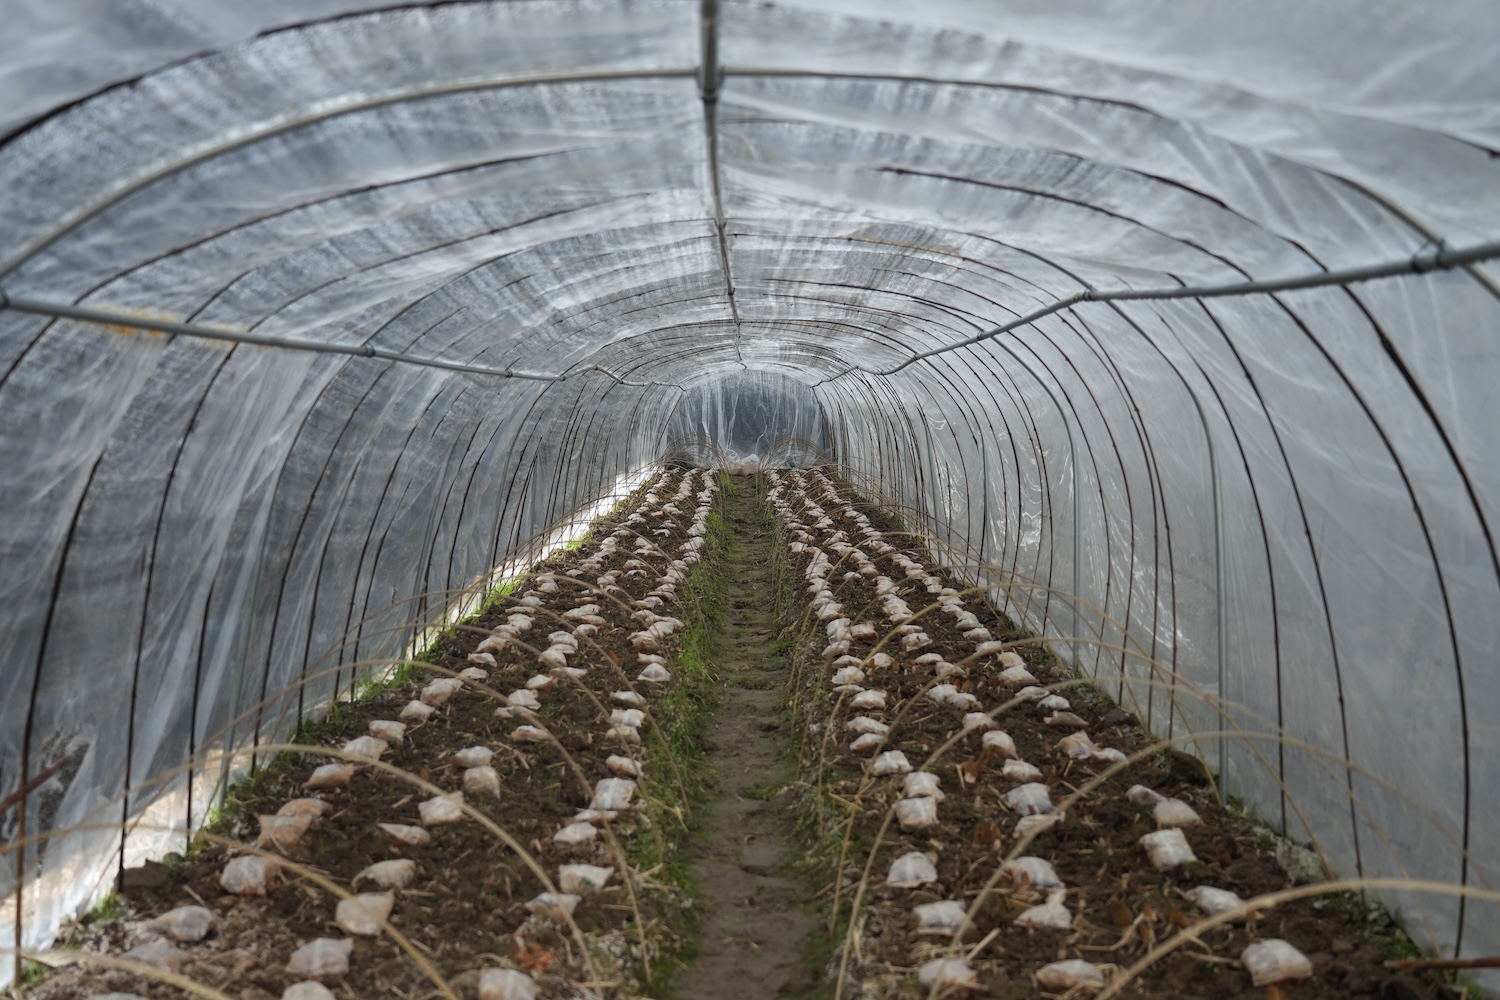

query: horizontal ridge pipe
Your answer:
[853,236,1500,378]
[7,243,1496,388]
[0,290,566,381]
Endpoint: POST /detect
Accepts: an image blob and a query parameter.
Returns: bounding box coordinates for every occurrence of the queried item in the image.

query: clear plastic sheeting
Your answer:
[663,372,829,468]
[1,0,1499,983]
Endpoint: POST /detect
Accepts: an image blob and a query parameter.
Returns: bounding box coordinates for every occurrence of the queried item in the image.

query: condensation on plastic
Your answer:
[1,0,1498,985]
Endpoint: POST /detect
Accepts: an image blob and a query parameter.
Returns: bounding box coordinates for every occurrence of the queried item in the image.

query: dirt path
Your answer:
[671,477,822,999]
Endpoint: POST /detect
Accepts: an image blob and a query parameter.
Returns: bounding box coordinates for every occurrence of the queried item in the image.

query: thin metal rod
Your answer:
[985,340,1081,671]
[699,0,743,367]
[864,237,1500,376]
[0,67,699,281]
[0,290,565,381]
[1163,354,1229,785]
[1330,174,1500,305]
[1211,405,1229,790]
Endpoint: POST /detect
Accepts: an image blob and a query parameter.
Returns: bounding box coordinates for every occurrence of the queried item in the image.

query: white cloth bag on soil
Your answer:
[220,856,279,896]
[1242,939,1313,986]
[478,969,536,1000]
[559,864,614,893]
[400,700,435,722]
[286,937,353,977]
[463,765,502,800]
[335,892,395,936]
[354,859,418,890]
[1002,759,1042,782]
[1035,959,1107,992]
[419,793,466,826]
[1153,798,1202,828]
[149,905,216,942]
[453,746,494,768]
[1002,856,1062,890]
[368,720,406,743]
[1140,828,1197,870]
[302,763,354,791]
[591,778,637,811]
[981,730,1017,759]
[895,796,939,831]
[378,822,430,846]
[902,772,943,799]
[554,821,597,846]
[870,751,911,775]
[1014,890,1071,930]
[257,813,312,851]
[913,900,968,935]
[1004,782,1053,815]
[918,958,977,990]
[277,798,330,820]
[887,851,938,887]
[1187,885,1250,918]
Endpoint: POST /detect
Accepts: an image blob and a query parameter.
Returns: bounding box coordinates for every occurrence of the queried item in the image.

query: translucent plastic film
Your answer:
[2,0,1499,982]
[664,371,829,467]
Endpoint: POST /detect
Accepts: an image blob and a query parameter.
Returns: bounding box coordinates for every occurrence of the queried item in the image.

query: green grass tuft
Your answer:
[627,501,732,994]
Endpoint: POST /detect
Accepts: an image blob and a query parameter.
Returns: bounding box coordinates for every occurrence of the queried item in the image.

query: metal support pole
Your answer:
[871,236,1500,377]
[697,0,743,367]
[1173,374,1229,786]
[0,290,565,381]
[1095,297,1228,788]
[988,341,1082,673]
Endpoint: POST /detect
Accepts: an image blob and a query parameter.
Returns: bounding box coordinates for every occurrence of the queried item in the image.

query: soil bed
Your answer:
[19,467,1465,1000]
[770,469,1461,1000]
[26,469,722,1000]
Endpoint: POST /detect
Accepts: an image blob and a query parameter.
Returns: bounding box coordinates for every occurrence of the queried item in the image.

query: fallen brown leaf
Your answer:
[512,936,557,973]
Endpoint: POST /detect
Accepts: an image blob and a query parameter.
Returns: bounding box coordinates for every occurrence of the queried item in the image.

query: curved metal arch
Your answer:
[913,346,1051,618]
[4,49,1453,324]
[730,228,1096,303]
[19,65,1481,410]
[0,219,733,392]
[975,245,1220,756]
[4,46,1488,327]
[1248,286,1478,951]
[0,66,701,280]
[873,165,1251,278]
[1011,311,1134,684]
[729,66,1500,296]
[848,236,1500,377]
[576,316,906,378]
[572,298,963,378]
[9,192,715,399]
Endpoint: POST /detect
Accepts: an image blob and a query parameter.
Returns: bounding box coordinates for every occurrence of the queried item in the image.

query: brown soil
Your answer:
[21,468,1465,1000]
[27,470,715,1000]
[668,478,826,999]
[774,470,1461,1000]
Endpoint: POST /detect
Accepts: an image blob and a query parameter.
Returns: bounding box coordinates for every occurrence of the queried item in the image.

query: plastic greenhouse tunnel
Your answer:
[2,2,1499,998]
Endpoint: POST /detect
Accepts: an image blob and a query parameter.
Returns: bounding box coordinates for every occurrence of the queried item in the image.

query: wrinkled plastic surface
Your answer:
[664,372,828,467]
[1,0,1499,982]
